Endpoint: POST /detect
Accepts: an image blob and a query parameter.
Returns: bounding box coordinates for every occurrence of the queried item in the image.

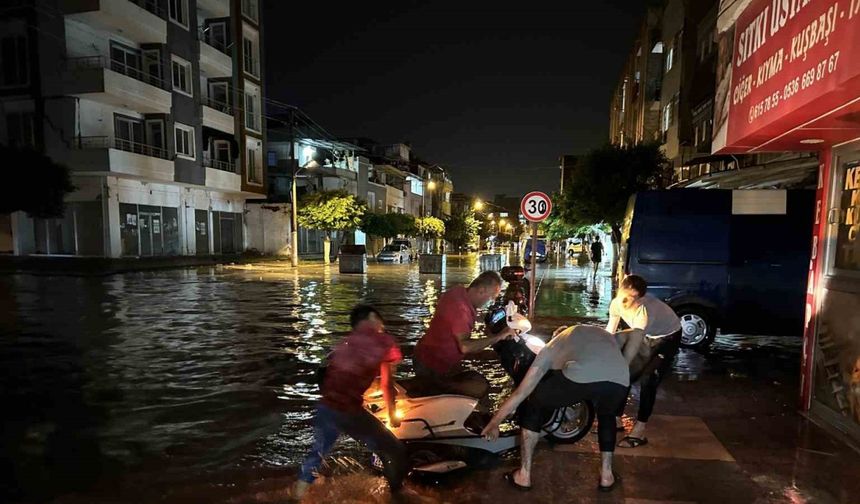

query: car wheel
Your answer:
[544,401,594,444]
[675,305,717,350]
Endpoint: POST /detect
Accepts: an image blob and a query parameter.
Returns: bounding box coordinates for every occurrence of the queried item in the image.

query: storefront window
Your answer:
[835,160,860,273]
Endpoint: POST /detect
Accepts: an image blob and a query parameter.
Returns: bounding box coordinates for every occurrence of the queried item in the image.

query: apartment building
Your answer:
[0,0,266,257]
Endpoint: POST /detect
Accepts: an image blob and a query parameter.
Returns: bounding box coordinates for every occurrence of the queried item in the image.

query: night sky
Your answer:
[263,1,646,200]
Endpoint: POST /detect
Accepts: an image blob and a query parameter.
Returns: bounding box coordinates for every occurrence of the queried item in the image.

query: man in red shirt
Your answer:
[413,271,515,398]
[294,305,406,499]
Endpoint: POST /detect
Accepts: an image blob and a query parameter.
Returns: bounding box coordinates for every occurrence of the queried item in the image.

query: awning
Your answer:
[675,158,818,190]
[680,154,734,167]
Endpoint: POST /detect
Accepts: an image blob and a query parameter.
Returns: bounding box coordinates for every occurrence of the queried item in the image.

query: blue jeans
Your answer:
[298,403,407,490]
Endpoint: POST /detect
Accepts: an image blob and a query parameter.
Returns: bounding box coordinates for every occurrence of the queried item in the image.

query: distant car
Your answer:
[391,239,415,259]
[524,239,547,263]
[376,244,411,263]
[567,238,583,255]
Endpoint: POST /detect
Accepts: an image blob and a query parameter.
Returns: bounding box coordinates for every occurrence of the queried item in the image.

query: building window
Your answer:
[241,0,259,22]
[174,123,195,160]
[243,37,259,77]
[244,85,260,132]
[0,29,28,88]
[6,111,35,148]
[246,138,262,184]
[171,55,192,96]
[267,150,277,167]
[168,0,189,28]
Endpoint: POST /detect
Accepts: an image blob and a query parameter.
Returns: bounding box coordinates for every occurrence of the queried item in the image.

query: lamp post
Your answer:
[291,146,317,268]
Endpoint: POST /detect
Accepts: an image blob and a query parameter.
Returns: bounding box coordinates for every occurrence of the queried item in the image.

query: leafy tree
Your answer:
[558,143,666,276]
[444,210,481,252]
[559,143,665,241]
[415,216,445,253]
[361,212,416,240]
[0,146,75,218]
[415,216,445,238]
[298,190,366,260]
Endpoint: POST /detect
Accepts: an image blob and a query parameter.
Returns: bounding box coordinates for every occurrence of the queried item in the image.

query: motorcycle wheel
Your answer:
[544,401,594,444]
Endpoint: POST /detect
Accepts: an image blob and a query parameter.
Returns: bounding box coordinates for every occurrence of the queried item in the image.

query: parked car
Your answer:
[391,239,415,259]
[617,189,814,350]
[524,239,547,263]
[567,238,584,256]
[376,244,411,263]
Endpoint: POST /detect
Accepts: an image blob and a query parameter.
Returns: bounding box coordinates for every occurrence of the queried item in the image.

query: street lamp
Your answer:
[291,146,319,268]
[473,199,484,211]
[423,179,437,217]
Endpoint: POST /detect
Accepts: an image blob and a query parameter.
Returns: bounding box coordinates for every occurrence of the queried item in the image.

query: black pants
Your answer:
[634,331,681,423]
[519,371,628,452]
[413,360,489,399]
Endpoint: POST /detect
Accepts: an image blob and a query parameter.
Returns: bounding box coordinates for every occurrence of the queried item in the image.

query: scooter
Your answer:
[363,302,595,475]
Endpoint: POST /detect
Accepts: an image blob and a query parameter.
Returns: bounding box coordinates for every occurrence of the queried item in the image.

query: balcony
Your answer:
[65,56,171,114]
[69,136,174,182]
[202,98,235,134]
[63,0,167,44]
[199,29,233,77]
[204,159,241,193]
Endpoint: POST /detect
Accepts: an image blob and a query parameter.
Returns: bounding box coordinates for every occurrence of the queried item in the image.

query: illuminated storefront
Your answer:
[715,0,860,447]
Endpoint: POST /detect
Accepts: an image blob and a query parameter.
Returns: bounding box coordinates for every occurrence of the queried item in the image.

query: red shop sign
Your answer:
[726,0,860,149]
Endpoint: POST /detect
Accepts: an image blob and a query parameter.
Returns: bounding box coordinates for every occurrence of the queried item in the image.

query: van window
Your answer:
[637,215,729,263]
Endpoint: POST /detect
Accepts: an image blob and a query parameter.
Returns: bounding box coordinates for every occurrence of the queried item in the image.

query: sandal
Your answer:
[503,471,532,492]
[617,436,648,448]
[598,471,621,492]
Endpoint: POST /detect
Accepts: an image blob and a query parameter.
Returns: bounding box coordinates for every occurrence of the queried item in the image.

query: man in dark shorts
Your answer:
[606,274,682,448]
[294,306,407,499]
[590,235,604,274]
[482,325,629,492]
[413,271,515,398]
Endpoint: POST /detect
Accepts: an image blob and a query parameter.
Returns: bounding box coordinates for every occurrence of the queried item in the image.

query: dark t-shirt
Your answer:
[590,241,604,259]
[321,327,402,412]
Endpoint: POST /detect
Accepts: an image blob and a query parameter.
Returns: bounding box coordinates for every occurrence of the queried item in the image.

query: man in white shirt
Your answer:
[605,275,681,448]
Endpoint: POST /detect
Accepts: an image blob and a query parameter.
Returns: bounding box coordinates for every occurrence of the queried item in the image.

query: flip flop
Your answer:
[503,471,532,492]
[598,471,622,492]
[617,436,648,448]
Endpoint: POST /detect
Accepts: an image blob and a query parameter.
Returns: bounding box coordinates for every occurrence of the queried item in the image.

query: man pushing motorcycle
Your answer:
[413,271,517,398]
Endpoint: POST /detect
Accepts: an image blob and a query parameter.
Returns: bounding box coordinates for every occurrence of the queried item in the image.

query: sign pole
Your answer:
[529,222,538,321]
[520,191,551,322]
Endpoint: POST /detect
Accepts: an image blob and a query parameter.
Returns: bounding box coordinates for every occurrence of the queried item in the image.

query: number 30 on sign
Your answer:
[520,191,552,222]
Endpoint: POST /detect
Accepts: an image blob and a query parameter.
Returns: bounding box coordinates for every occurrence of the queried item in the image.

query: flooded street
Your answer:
[1,254,807,503]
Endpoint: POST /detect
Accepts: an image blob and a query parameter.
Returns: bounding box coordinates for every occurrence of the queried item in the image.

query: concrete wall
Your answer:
[246,203,291,255]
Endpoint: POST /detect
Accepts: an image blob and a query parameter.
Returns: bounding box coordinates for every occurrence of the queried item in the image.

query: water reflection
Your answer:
[0,257,801,503]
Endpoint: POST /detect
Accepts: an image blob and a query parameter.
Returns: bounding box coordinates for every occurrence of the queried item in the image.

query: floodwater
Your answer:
[0,253,801,503]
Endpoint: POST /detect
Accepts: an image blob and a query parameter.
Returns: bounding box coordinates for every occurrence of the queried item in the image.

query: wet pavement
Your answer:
[2,253,859,503]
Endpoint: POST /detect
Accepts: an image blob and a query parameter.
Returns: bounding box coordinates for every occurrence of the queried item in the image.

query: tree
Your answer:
[558,143,666,276]
[415,216,445,253]
[361,212,416,240]
[444,210,481,252]
[297,190,366,261]
[0,146,75,218]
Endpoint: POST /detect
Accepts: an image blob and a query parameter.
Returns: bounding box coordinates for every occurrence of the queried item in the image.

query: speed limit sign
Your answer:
[520,191,552,222]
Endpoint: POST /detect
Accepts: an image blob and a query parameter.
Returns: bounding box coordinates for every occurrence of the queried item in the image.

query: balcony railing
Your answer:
[128,0,166,18]
[66,55,167,90]
[204,96,233,115]
[203,157,237,173]
[198,27,230,54]
[76,135,171,160]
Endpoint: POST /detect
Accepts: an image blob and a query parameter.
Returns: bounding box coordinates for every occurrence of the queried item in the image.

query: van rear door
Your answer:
[724,190,814,335]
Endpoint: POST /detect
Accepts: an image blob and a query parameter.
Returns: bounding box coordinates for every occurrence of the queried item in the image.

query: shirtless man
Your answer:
[482,325,629,492]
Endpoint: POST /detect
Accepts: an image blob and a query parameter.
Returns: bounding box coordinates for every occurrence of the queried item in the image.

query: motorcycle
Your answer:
[363,302,594,475]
